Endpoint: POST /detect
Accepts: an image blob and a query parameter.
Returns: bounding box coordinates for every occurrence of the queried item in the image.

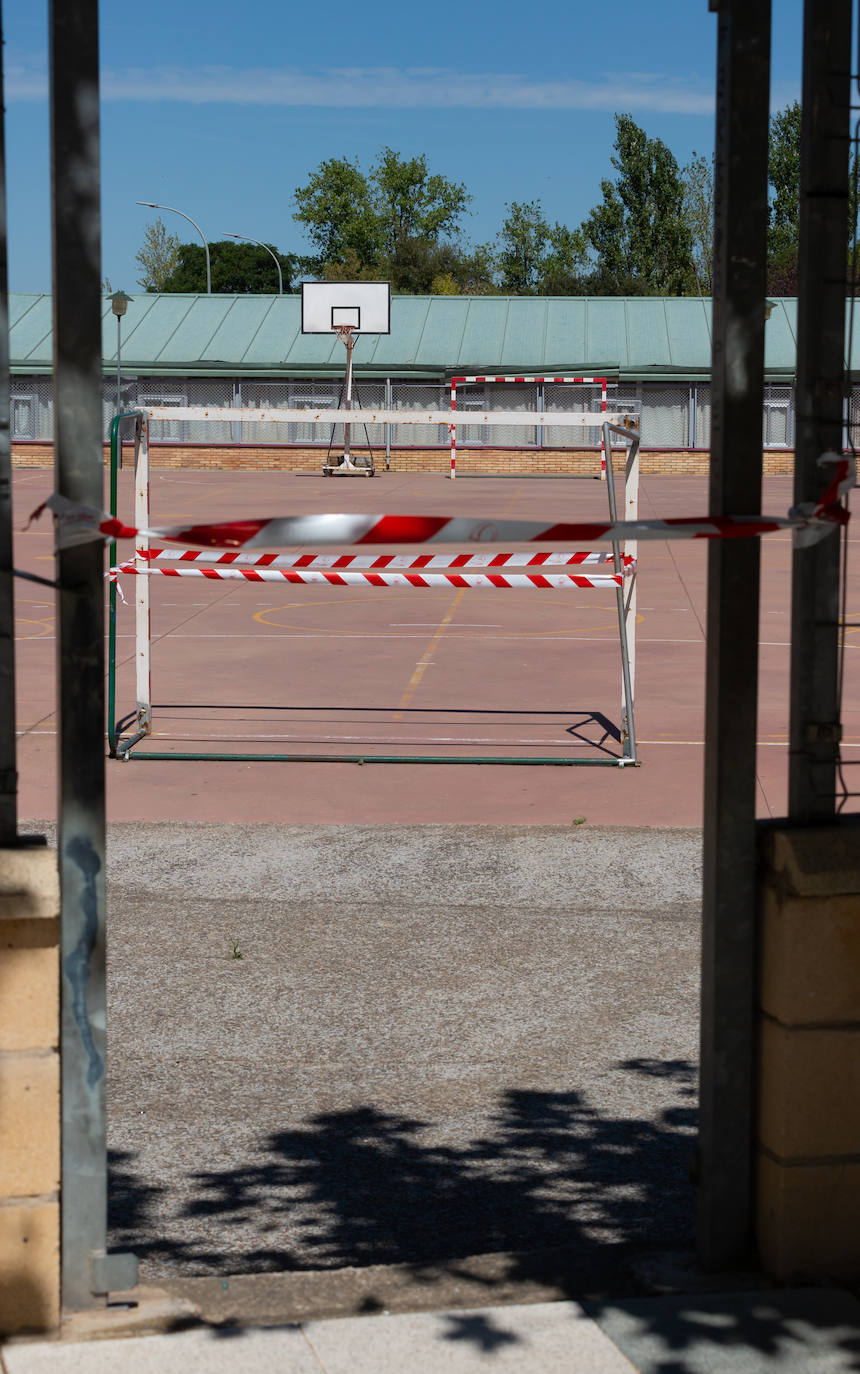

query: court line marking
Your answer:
[16,730,860,748]
[394,588,467,719]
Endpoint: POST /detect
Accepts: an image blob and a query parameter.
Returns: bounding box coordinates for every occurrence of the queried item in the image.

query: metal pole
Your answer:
[136,201,211,293]
[222,232,283,293]
[51,0,137,1308]
[0,1,16,847]
[698,0,771,1270]
[115,315,121,416]
[385,377,391,470]
[788,0,851,821]
[603,422,638,763]
[343,331,353,463]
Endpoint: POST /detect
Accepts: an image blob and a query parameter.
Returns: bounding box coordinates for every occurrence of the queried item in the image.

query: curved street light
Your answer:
[222,231,283,294]
[136,201,211,294]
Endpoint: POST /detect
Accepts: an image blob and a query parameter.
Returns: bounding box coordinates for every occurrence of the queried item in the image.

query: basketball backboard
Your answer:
[301,281,391,335]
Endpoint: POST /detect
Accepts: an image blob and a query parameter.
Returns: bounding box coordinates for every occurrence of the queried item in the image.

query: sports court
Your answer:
[13,465,860,826]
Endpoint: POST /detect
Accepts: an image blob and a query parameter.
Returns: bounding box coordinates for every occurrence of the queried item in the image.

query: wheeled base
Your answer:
[323,454,375,476]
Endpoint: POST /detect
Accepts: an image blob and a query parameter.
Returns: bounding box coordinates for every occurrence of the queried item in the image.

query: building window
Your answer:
[763,385,794,448]
[11,394,36,439]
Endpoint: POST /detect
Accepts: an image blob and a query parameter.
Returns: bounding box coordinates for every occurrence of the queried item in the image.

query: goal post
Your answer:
[107,405,641,766]
[449,375,613,479]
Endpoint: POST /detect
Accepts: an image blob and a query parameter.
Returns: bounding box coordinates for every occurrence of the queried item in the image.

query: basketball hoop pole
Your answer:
[337,324,355,466]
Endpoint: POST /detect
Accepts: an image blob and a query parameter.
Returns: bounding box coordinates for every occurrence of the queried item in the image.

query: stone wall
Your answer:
[0,845,60,1333]
[756,822,860,1280]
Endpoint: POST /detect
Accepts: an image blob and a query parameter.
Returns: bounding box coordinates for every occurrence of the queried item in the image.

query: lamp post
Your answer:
[109,290,132,416]
[222,231,283,294]
[136,201,212,293]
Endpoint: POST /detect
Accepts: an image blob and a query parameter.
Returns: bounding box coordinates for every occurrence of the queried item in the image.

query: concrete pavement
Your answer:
[6,1288,860,1372]
[87,823,702,1280]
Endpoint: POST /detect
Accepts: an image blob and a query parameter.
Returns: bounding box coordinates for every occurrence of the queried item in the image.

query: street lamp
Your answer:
[136,201,212,294]
[110,290,132,415]
[222,231,283,294]
[110,290,133,468]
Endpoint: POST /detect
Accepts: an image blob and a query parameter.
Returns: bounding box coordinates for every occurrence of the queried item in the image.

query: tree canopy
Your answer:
[135,218,181,291]
[154,239,297,294]
[768,100,802,294]
[293,149,472,291]
[134,107,828,300]
[581,114,693,294]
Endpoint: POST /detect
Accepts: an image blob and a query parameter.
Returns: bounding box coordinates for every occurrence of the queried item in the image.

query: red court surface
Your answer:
[12,467,860,827]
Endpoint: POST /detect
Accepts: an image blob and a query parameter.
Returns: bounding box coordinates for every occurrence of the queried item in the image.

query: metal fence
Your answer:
[10,375,800,450]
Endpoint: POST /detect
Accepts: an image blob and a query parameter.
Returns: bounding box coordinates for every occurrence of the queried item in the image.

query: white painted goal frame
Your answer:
[107,405,640,767]
[449,375,611,479]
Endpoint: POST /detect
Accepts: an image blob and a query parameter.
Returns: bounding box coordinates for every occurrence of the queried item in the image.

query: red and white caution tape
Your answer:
[32,456,854,553]
[136,546,633,570]
[109,563,629,590]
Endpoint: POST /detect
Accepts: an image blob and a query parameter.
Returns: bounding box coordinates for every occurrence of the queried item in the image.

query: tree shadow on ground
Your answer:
[109,1058,860,1368]
[110,1057,698,1278]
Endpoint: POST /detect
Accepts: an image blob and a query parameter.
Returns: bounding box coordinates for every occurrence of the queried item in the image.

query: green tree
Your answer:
[371,148,470,256]
[498,201,550,293]
[454,243,499,295]
[538,223,590,295]
[293,157,381,271]
[581,114,693,293]
[135,218,181,291]
[681,151,714,293]
[157,240,297,293]
[294,149,472,280]
[768,100,802,294]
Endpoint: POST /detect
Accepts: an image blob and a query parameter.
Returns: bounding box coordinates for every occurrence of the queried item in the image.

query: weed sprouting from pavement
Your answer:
[572,816,587,826]
[228,937,243,961]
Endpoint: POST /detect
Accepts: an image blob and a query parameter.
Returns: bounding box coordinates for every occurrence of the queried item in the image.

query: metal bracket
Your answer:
[803,721,843,744]
[90,1250,139,1296]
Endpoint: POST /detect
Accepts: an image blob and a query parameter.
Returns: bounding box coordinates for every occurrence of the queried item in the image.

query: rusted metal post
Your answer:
[698,0,771,1270]
[788,0,852,820]
[50,0,137,1308]
[0,0,16,848]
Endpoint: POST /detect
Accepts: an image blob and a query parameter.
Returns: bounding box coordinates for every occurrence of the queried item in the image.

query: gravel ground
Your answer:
[94,824,702,1281]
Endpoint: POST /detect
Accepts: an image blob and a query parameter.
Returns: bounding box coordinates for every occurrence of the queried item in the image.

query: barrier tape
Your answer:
[31,456,853,553]
[108,563,629,591]
[135,547,634,570]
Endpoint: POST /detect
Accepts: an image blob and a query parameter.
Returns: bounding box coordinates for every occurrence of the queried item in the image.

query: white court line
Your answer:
[22,634,860,647]
[17,730,860,748]
[391,623,502,627]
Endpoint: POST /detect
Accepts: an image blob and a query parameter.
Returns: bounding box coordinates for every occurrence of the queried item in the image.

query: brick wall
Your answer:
[12,441,796,476]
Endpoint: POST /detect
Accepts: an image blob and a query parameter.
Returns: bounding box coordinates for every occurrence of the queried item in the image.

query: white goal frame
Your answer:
[108,405,640,767]
[450,375,621,479]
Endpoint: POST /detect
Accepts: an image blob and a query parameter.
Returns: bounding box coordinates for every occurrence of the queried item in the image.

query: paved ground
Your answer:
[14,469,860,825]
[57,822,702,1282]
[7,1289,860,1372]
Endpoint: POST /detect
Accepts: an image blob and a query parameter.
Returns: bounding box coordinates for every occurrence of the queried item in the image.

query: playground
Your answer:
[13,464,860,827]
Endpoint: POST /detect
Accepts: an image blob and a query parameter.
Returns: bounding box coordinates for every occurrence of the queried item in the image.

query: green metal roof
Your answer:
[8,292,808,381]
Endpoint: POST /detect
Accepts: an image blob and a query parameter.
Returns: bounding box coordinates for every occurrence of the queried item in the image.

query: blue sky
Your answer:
[6,0,804,293]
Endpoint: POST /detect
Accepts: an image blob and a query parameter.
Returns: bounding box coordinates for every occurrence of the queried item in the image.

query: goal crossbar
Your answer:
[141,404,631,429]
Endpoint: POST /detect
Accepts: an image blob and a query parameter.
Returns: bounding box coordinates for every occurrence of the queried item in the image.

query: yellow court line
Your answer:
[394,589,466,720]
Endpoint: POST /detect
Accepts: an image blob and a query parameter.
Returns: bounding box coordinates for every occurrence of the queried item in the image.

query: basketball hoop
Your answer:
[301,282,391,476]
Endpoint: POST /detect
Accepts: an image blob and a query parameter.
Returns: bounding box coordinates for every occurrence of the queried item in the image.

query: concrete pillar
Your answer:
[0,846,60,1333]
[756,823,860,1279]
